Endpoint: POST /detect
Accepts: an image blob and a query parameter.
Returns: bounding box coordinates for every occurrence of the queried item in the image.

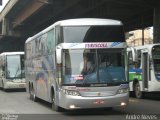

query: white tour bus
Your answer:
[127,44,160,98]
[0,52,25,90]
[25,18,129,111]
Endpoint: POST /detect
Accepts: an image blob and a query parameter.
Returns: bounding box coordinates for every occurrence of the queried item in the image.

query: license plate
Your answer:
[93,100,105,104]
[19,84,24,87]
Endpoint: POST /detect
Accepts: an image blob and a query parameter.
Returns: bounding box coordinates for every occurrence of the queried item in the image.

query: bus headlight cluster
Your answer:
[117,88,129,94]
[63,89,80,96]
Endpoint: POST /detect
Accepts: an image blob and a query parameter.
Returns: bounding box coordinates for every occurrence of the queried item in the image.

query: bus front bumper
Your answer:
[59,93,129,110]
[4,82,26,89]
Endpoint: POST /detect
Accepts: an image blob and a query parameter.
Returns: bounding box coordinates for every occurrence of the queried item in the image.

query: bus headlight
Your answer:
[63,89,80,96]
[117,88,129,94]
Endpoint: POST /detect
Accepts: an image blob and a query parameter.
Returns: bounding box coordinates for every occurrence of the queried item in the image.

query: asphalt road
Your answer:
[0,90,160,120]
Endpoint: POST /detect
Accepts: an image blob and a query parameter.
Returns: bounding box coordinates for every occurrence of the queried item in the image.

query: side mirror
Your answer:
[130,47,138,62]
[56,46,62,64]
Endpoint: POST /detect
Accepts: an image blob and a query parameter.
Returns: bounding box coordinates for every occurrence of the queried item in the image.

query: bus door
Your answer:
[142,51,149,90]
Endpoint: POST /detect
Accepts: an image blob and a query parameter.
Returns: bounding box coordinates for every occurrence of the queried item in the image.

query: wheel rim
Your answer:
[32,87,36,101]
[135,83,141,97]
[33,93,36,100]
[29,85,33,99]
[52,94,56,106]
[30,85,36,101]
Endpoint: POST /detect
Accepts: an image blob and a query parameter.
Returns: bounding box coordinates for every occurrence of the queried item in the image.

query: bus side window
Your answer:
[128,50,141,69]
[35,37,41,57]
[137,50,141,68]
[40,33,47,55]
[55,26,62,45]
[128,51,134,68]
[47,29,55,54]
[0,60,3,77]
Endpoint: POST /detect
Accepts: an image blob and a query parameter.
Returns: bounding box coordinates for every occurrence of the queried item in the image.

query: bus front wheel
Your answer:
[134,82,144,99]
[51,92,63,112]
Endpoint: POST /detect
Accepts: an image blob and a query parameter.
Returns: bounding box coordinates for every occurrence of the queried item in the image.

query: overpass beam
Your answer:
[153,7,160,43]
[12,0,47,28]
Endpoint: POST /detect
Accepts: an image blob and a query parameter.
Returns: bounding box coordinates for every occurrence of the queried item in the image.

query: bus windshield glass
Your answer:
[152,45,160,80]
[62,49,126,86]
[62,26,125,43]
[6,55,25,79]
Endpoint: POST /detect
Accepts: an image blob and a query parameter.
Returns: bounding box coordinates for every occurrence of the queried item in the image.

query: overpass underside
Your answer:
[0,0,160,52]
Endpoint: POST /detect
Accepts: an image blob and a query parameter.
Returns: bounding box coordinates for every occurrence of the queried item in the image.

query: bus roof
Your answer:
[0,52,24,56]
[55,18,122,26]
[127,43,160,51]
[135,43,160,48]
[25,18,123,43]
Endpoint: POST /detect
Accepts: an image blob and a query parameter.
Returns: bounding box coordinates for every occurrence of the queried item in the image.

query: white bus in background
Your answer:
[127,44,160,99]
[0,52,25,90]
[25,18,129,112]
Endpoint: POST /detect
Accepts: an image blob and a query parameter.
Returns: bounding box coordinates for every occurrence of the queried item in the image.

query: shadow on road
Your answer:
[26,96,52,109]
[0,88,26,92]
[62,107,127,116]
[144,93,160,101]
[130,93,160,101]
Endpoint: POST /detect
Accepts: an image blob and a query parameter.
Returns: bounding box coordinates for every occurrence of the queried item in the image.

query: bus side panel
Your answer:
[25,28,57,102]
[148,71,160,92]
[35,54,56,102]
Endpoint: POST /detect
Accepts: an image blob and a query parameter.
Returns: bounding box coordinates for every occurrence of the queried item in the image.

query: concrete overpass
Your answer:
[0,0,160,52]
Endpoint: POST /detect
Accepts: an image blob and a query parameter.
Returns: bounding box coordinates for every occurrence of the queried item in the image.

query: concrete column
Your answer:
[2,18,9,36]
[1,18,20,37]
[153,7,160,43]
[142,28,144,45]
[141,16,144,45]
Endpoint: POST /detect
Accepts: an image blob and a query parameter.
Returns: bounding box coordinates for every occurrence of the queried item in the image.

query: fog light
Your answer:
[121,102,126,106]
[69,105,76,109]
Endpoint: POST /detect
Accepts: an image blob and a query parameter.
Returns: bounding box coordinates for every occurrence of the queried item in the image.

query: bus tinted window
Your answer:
[63,49,126,85]
[6,55,24,79]
[63,26,125,43]
[152,45,160,73]
[47,29,55,53]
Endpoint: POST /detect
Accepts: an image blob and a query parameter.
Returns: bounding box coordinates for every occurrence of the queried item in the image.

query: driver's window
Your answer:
[137,50,141,68]
[128,51,134,68]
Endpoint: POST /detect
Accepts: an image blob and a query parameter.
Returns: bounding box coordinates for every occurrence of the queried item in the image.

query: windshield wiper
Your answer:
[14,66,20,78]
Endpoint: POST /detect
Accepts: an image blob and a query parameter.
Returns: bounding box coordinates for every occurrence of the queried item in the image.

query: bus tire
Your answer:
[134,82,144,99]
[51,92,63,112]
[30,84,38,102]
[29,84,33,100]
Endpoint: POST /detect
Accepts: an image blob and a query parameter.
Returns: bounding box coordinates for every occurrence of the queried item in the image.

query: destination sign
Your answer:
[85,43,107,48]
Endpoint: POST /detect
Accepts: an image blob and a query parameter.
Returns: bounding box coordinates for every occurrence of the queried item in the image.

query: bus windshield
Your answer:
[6,55,25,79]
[62,49,126,86]
[152,45,160,80]
[62,26,125,43]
